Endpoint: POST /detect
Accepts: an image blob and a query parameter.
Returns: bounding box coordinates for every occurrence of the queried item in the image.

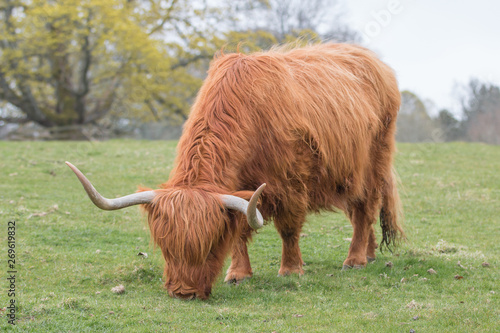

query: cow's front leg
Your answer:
[275,212,306,276]
[225,225,253,284]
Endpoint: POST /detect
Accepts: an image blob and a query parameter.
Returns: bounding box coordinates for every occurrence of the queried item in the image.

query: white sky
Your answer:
[340,0,500,116]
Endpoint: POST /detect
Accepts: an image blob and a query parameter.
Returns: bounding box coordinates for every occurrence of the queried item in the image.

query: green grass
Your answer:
[0,140,499,332]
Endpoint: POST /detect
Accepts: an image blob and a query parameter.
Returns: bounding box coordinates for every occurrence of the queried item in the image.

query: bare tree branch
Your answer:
[17,83,52,126]
[145,99,161,121]
[76,9,93,98]
[84,78,121,123]
[171,53,211,70]
[0,116,29,124]
[148,0,179,35]
[0,72,23,109]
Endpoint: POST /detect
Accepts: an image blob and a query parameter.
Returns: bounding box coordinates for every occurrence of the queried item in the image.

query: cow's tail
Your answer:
[379,167,404,251]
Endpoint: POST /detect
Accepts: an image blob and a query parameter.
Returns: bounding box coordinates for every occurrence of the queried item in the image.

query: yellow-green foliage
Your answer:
[0,0,218,125]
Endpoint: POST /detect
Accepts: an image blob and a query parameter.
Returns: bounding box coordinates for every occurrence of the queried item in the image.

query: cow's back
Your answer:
[233,44,400,200]
[171,44,400,207]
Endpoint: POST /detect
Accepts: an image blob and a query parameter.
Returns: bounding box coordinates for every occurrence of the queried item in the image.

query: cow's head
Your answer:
[65,162,265,299]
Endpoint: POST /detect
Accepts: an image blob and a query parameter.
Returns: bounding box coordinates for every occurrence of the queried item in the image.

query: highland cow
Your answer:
[67,43,404,300]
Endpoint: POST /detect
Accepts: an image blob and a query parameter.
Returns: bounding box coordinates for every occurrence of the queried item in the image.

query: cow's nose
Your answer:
[170,291,196,300]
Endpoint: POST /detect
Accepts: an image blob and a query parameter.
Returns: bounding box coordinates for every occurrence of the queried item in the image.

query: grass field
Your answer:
[0,140,499,332]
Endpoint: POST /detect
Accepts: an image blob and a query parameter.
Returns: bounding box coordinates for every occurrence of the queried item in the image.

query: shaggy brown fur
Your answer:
[141,43,404,299]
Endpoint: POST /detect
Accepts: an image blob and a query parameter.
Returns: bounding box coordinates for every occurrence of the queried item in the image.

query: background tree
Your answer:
[227,0,360,50]
[461,79,500,145]
[437,109,464,141]
[396,90,438,142]
[0,0,244,129]
[261,0,360,42]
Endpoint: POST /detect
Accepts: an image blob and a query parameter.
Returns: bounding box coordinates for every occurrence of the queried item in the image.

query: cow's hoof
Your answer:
[278,266,304,277]
[343,257,367,269]
[224,271,252,285]
[225,278,244,285]
[342,264,364,270]
[367,256,376,263]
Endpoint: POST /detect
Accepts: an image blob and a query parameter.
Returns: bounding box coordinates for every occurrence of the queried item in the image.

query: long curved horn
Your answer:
[220,183,266,229]
[65,161,156,210]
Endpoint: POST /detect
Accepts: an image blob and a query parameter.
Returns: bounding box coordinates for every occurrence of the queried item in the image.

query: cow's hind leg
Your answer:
[366,224,378,263]
[275,210,306,276]
[343,199,378,269]
[225,224,253,284]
